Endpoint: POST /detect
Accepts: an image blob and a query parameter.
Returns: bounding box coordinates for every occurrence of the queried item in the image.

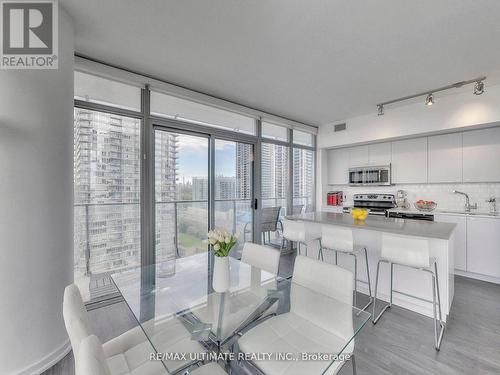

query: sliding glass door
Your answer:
[154,128,254,262]
[214,139,254,257]
[154,129,209,262]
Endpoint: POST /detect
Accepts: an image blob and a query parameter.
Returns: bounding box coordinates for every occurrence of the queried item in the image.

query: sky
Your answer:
[176,135,243,182]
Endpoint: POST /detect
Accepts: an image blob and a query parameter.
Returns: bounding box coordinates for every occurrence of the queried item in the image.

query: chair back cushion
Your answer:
[291,256,354,341]
[282,219,306,243]
[63,284,91,358]
[241,242,280,275]
[292,255,353,304]
[382,234,430,268]
[76,335,112,375]
[321,225,354,253]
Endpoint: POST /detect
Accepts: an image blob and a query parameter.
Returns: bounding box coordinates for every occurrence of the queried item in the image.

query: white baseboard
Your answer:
[12,339,71,375]
[455,269,500,285]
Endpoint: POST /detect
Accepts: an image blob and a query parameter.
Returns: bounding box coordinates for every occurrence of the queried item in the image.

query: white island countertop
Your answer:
[287,211,456,240]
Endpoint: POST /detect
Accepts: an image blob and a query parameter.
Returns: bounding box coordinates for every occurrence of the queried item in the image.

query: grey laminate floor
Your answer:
[45,254,500,375]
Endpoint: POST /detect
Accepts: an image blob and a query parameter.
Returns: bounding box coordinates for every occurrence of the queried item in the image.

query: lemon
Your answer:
[351,208,367,220]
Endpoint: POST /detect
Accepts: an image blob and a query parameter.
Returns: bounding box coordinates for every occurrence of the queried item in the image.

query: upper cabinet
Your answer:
[428,133,463,183]
[368,142,391,165]
[325,126,500,186]
[327,148,349,185]
[391,137,428,183]
[463,127,500,182]
[346,143,391,167]
[348,145,369,167]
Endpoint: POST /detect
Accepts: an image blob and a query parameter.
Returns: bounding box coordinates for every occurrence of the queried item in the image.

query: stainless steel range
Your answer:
[342,193,396,216]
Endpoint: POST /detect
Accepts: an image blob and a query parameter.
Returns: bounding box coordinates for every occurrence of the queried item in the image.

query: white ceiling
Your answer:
[61,0,500,126]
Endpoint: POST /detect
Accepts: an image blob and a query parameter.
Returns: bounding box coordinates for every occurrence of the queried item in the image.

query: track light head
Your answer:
[377,104,384,116]
[474,80,485,95]
[425,93,434,106]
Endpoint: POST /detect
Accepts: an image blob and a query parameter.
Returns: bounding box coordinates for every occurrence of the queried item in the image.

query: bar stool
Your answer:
[281,219,322,258]
[320,225,373,312]
[372,234,445,350]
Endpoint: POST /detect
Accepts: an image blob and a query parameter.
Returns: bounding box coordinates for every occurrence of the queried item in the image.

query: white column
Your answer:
[0,7,74,375]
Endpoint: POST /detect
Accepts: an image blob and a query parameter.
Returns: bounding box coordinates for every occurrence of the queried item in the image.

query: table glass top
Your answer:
[111,253,371,374]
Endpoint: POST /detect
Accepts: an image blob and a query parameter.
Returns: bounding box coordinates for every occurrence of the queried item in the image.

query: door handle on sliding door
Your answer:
[253,199,258,210]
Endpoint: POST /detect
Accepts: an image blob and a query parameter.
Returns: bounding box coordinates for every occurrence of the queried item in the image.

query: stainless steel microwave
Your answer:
[348,164,391,186]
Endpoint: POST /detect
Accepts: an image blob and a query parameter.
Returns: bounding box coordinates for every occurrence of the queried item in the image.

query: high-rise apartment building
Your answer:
[154,131,179,262]
[293,148,314,211]
[74,108,179,275]
[236,143,252,199]
[261,143,289,207]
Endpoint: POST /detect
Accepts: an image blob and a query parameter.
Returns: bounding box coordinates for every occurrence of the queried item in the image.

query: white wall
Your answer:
[0,8,74,375]
[318,83,500,148]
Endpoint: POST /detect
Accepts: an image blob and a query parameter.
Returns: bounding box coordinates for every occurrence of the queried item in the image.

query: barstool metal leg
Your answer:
[433,261,445,350]
[372,259,391,324]
[318,239,324,261]
[390,262,394,305]
[335,250,338,265]
[351,353,357,375]
[364,248,373,303]
[355,248,373,313]
[353,254,357,309]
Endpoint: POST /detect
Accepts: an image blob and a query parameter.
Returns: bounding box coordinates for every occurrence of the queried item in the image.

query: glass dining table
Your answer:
[110,253,371,375]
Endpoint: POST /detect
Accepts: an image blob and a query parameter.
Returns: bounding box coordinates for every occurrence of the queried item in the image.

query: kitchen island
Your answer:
[287,212,457,321]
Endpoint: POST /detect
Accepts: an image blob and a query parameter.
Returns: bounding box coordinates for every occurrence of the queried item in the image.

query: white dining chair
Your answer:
[238,255,357,375]
[63,284,207,374]
[281,219,323,259]
[76,334,227,375]
[193,243,281,342]
[320,225,373,312]
[241,242,281,275]
[372,234,445,350]
[240,242,281,319]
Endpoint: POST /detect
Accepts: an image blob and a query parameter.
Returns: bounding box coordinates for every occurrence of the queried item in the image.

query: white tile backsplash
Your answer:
[327,183,500,212]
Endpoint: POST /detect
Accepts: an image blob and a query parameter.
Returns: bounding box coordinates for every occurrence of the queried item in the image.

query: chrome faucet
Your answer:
[453,190,477,212]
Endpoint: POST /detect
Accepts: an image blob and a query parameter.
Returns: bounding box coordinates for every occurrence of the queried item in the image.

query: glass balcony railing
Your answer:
[74,196,311,302]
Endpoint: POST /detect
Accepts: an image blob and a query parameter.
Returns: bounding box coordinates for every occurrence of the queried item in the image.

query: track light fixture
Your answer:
[474,80,485,95]
[376,76,486,115]
[425,93,434,106]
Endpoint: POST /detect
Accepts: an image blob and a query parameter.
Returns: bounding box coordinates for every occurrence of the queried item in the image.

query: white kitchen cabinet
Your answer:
[466,216,500,278]
[463,127,500,182]
[368,142,391,165]
[348,145,369,167]
[391,137,428,183]
[327,148,349,185]
[434,213,467,271]
[428,133,462,183]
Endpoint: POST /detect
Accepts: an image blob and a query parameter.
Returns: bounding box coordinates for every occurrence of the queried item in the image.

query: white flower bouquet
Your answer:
[207,229,239,257]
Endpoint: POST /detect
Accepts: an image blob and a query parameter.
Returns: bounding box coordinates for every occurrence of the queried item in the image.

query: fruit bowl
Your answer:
[414,200,437,212]
[351,208,368,221]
